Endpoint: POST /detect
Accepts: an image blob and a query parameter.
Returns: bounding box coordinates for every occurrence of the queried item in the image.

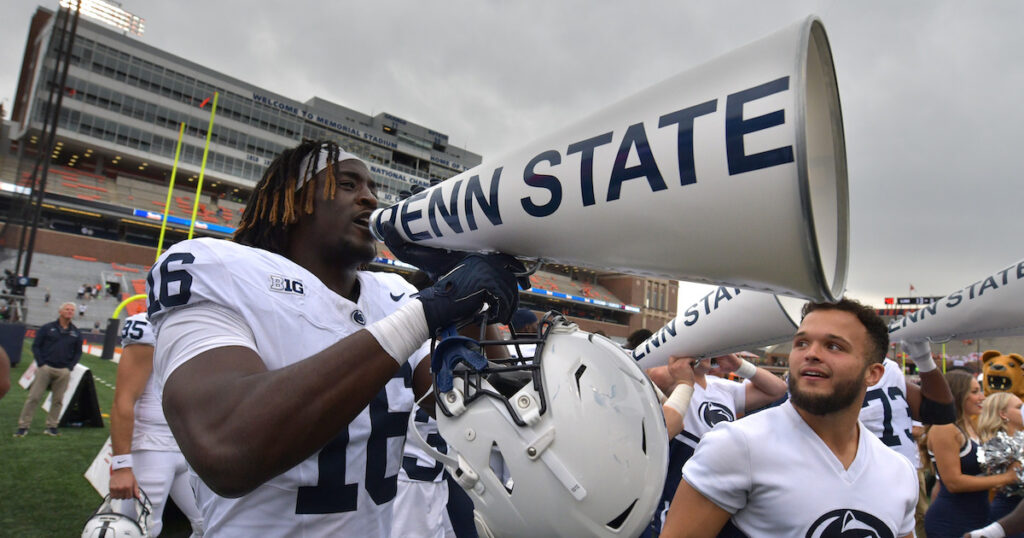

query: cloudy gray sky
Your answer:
[1,0,1021,308]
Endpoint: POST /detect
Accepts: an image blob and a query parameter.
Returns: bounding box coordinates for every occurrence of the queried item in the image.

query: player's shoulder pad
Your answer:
[121,312,155,347]
[146,238,264,326]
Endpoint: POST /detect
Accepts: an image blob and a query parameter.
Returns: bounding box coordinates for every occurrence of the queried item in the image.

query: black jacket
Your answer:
[32,320,83,369]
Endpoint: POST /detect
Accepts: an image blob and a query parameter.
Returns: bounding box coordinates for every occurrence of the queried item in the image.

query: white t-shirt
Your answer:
[148,238,429,537]
[860,358,920,468]
[119,313,178,452]
[682,401,917,537]
[676,375,747,449]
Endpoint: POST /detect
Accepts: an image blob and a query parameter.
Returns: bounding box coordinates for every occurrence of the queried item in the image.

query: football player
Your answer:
[645,352,788,535]
[662,298,918,537]
[860,337,955,536]
[109,312,203,536]
[147,140,523,536]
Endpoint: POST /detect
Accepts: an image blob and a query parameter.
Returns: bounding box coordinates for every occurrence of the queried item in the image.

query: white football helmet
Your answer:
[82,490,152,538]
[424,313,668,537]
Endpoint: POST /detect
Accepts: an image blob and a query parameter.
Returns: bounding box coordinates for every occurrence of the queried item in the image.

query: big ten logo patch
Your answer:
[269,275,304,295]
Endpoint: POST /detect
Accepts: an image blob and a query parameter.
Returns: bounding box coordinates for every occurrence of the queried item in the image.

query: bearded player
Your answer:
[147,140,524,536]
[662,298,918,537]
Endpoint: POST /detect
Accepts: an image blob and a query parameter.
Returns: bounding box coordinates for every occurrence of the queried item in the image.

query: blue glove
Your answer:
[379,221,463,282]
[432,329,489,392]
[417,253,525,335]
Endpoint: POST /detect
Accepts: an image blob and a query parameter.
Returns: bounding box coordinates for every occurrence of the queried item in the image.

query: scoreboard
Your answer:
[884,296,943,305]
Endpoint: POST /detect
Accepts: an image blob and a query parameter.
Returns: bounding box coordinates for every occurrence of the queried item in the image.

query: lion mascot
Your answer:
[981,350,1024,398]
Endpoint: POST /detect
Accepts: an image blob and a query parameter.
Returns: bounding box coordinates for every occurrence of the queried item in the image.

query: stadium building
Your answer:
[1,3,677,339]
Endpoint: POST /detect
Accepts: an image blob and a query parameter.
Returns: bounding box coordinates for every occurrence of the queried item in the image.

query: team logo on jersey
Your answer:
[390,292,405,302]
[805,509,893,538]
[698,401,735,428]
[268,275,304,295]
[352,310,366,325]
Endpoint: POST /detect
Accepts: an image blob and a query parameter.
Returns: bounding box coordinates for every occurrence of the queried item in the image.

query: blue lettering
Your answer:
[520,151,563,217]
[683,305,699,327]
[713,286,734,310]
[567,132,613,206]
[944,290,963,308]
[427,181,463,236]
[725,77,795,175]
[658,99,718,186]
[464,168,503,230]
[700,290,715,315]
[400,190,431,241]
[998,266,1013,286]
[979,276,999,296]
[607,123,667,202]
[660,319,677,342]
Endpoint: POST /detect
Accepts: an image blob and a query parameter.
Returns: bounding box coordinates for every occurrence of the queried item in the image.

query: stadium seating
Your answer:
[1,252,147,328]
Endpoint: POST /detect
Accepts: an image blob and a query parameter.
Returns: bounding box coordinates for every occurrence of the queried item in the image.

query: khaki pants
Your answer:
[18,364,71,429]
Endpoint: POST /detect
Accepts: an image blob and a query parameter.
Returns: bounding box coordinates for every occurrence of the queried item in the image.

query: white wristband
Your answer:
[734,359,758,379]
[366,300,429,365]
[664,384,694,417]
[967,522,1005,538]
[111,454,133,470]
[912,353,938,373]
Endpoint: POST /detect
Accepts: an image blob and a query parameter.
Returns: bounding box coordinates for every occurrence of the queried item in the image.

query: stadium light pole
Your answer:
[18,0,82,279]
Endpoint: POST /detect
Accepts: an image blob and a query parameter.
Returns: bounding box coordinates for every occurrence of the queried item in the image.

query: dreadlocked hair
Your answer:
[233,139,341,254]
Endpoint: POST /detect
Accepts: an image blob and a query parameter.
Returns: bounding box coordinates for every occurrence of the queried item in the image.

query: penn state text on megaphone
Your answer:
[371,16,848,302]
[633,287,806,369]
[888,257,1024,343]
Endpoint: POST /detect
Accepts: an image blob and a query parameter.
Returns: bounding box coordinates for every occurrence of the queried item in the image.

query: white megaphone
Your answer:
[633,287,806,369]
[888,257,1024,343]
[372,16,848,302]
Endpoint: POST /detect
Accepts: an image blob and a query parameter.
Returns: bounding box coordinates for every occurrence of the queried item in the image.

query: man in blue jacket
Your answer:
[14,302,83,437]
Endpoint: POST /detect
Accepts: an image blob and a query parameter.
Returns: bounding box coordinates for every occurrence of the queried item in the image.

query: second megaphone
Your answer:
[372,16,848,302]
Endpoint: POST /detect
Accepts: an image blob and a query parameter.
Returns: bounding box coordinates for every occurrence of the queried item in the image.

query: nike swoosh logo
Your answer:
[390,292,405,302]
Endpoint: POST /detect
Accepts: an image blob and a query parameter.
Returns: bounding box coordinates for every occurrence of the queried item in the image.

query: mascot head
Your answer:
[981,350,1024,397]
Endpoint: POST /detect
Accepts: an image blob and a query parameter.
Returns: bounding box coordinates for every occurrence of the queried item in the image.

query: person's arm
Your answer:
[162,312,408,498]
[902,341,955,424]
[108,344,152,499]
[70,331,83,368]
[661,479,732,537]
[31,326,44,365]
[662,356,695,438]
[928,424,1018,493]
[710,354,787,412]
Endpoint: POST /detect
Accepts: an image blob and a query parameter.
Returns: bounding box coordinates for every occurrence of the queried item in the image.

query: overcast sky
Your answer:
[1,0,1021,309]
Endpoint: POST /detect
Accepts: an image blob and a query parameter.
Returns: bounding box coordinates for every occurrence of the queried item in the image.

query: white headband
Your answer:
[297,145,365,191]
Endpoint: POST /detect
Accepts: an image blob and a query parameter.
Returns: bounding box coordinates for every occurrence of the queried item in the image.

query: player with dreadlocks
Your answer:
[145,139,524,535]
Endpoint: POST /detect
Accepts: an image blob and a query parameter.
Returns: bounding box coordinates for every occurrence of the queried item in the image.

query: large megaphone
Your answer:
[633,287,806,369]
[371,16,848,302]
[888,257,1024,343]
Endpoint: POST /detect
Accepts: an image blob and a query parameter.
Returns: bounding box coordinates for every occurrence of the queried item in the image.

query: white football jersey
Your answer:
[148,238,429,537]
[120,313,178,452]
[675,376,747,449]
[682,401,917,537]
[860,358,920,467]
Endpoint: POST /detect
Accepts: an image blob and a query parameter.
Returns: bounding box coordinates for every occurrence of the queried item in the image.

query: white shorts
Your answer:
[390,479,455,538]
[133,449,204,536]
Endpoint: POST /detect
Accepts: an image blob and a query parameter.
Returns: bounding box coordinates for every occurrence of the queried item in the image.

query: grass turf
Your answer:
[0,340,191,536]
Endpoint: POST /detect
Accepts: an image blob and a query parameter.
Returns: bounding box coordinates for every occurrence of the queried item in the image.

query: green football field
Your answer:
[0,341,191,537]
